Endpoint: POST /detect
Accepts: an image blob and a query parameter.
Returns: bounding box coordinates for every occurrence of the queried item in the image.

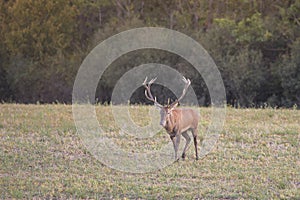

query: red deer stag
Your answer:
[143,77,199,161]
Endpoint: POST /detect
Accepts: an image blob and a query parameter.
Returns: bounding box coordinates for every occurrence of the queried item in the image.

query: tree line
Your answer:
[0,0,299,107]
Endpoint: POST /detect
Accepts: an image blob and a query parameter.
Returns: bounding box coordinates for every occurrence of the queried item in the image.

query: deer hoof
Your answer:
[181,153,186,160]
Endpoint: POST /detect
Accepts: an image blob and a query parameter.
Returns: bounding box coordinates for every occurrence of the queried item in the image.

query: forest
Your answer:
[0,0,299,107]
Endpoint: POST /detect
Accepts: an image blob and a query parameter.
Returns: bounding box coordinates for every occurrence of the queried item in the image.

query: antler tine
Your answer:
[182,76,191,85]
[144,91,151,104]
[143,77,148,86]
[144,89,152,101]
[149,77,157,85]
[176,76,191,102]
[143,77,163,108]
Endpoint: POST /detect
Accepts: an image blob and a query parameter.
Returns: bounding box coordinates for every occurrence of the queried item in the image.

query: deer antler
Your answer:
[177,76,191,102]
[170,76,191,107]
[143,77,163,108]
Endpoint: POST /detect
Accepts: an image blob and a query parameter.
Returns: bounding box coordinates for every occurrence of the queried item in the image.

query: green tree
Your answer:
[3,0,80,59]
[0,1,12,101]
[279,38,300,106]
[0,0,106,102]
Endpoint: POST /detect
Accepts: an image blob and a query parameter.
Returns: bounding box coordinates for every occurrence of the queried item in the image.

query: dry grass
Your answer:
[0,104,299,199]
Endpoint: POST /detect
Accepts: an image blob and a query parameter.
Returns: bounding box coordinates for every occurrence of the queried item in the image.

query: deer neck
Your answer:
[165,109,179,133]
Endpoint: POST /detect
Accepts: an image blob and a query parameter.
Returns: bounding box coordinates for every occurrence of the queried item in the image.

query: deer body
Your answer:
[161,108,199,133]
[143,77,199,161]
[161,107,199,161]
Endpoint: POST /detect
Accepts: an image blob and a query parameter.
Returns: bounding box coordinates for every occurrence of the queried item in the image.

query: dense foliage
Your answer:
[0,0,299,107]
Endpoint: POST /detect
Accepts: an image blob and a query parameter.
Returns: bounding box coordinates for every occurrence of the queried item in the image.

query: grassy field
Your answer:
[0,104,299,199]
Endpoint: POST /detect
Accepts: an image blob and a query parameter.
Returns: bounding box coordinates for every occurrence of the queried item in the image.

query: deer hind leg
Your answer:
[191,128,199,160]
[181,132,191,160]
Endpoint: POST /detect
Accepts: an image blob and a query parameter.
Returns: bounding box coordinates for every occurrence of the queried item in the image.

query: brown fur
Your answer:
[162,107,199,160]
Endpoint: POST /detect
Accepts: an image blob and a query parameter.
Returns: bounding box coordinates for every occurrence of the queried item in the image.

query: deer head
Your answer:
[143,76,191,128]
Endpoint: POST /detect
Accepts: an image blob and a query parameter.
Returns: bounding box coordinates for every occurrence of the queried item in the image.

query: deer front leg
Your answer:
[171,134,181,161]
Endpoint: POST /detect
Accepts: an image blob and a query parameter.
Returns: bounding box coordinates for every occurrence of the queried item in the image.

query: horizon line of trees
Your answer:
[0,0,299,107]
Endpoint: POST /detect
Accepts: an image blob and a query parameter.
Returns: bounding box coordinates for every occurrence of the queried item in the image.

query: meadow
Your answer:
[0,104,299,199]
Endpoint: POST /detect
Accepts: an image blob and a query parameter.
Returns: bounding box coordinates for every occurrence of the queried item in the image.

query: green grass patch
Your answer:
[273,130,298,136]
[0,104,299,199]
